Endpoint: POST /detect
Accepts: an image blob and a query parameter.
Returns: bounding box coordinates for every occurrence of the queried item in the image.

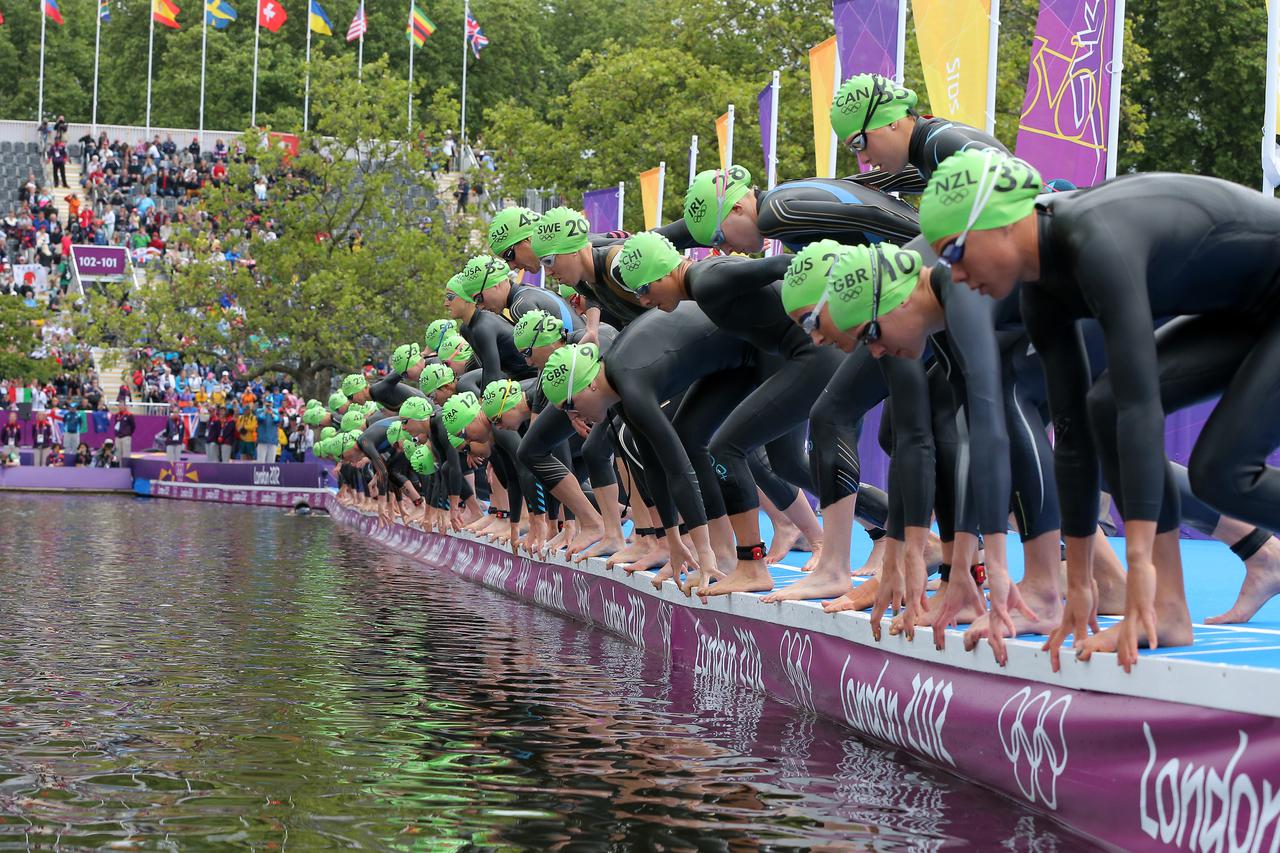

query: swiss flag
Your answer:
[258,0,286,32]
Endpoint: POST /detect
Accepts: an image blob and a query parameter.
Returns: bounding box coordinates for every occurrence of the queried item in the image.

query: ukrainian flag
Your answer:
[205,0,236,29]
[309,0,333,35]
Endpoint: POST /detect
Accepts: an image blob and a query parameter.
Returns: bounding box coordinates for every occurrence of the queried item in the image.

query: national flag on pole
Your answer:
[466,13,488,58]
[43,0,64,25]
[345,1,366,41]
[407,3,435,46]
[309,0,331,34]
[99,0,111,23]
[206,0,237,28]
[0,10,5,24]
[153,0,181,28]
[258,0,286,32]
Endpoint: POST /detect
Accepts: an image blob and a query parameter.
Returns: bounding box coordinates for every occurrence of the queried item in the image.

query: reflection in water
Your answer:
[0,496,1099,850]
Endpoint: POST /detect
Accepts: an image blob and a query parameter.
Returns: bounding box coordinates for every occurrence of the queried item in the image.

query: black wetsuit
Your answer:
[1024,174,1280,536]
[752,179,921,250]
[458,308,535,386]
[850,116,1007,195]
[369,372,426,412]
[576,222,698,329]
[503,282,584,332]
[356,417,400,494]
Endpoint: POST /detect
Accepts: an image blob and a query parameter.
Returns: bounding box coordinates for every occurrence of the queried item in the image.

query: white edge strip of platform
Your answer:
[146,480,332,495]
[413,527,1280,721]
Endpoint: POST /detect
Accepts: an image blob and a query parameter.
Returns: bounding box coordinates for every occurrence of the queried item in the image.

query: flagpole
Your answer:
[616,181,624,231]
[688,134,697,186]
[986,0,1000,135]
[767,70,779,189]
[251,5,261,128]
[304,8,312,132]
[656,161,665,227]
[1104,0,1126,179]
[199,0,209,136]
[38,3,47,127]
[459,0,469,147]
[92,3,103,135]
[1266,0,1280,193]
[146,4,155,134]
[406,0,415,134]
[357,4,364,84]
[725,103,735,167]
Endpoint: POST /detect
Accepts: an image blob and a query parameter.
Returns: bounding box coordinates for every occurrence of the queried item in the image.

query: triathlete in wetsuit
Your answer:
[457,252,584,333]
[920,149,1280,671]
[368,343,431,413]
[445,275,535,384]
[396,397,476,528]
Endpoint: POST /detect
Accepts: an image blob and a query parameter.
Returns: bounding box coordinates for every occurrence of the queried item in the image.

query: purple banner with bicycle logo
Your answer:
[1014,0,1119,188]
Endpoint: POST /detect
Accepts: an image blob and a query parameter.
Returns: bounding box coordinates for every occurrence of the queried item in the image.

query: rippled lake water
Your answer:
[0,495,1100,850]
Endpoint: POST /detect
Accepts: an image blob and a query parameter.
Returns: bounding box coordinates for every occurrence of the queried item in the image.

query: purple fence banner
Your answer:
[758,81,775,175]
[70,245,129,279]
[1014,0,1118,188]
[582,186,622,234]
[833,0,900,82]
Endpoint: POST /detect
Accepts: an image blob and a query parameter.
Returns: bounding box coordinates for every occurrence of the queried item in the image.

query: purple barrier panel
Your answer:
[149,480,326,507]
[131,457,327,489]
[0,466,132,490]
[854,401,889,491]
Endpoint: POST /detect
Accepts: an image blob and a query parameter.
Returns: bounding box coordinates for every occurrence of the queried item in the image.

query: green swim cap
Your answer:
[398,397,432,421]
[459,254,512,300]
[424,318,458,353]
[442,391,482,436]
[438,335,473,364]
[410,442,438,476]
[339,409,366,434]
[361,401,381,416]
[826,243,923,332]
[830,73,919,142]
[513,309,565,350]
[920,149,1043,245]
[556,282,577,300]
[305,398,322,411]
[302,406,327,427]
[336,431,359,454]
[340,373,368,397]
[386,420,408,446]
[532,207,590,257]
[617,231,683,292]
[391,342,423,375]
[489,206,540,255]
[683,165,752,245]
[328,390,348,413]
[320,426,337,441]
[419,363,456,395]
[781,239,853,315]
[445,273,468,301]
[540,343,601,406]
[482,379,525,420]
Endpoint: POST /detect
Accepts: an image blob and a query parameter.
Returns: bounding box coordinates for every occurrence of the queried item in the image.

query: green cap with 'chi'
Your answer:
[830,73,919,142]
[391,342,423,375]
[824,243,923,332]
[540,343,601,407]
[781,239,853,315]
[919,149,1043,245]
[482,379,525,420]
[419,362,456,395]
[398,396,432,421]
[531,207,591,257]
[488,206,540,255]
[442,391,482,436]
[683,165,752,245]
[513,309,565,351]
[424,319,458,353]
[340,373,367,396]
[328,390,348,413]
[617,231,683,292]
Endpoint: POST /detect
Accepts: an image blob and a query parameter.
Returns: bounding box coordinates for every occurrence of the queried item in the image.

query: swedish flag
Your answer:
[205,0,236,29]
[309,0,332,35]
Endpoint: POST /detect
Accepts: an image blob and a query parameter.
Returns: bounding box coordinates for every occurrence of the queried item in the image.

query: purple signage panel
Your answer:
[71,245,129,279]
[833,0,900,82]
[757,80,775,175]
[131,458,328,489]
[582,186,622,234]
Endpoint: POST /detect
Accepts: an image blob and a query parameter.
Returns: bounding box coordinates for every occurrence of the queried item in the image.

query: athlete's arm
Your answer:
[691,255,792,302]
[617,388,708,529]
[471,321,505,388]
[757,194,920,246]
[846,166,927,195]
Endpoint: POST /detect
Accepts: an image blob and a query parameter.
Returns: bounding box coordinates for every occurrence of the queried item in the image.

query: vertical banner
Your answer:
[1014,0,1122,188]
[639,164,666,230]
[758,76,777,187]
[911,0,992,129]
[809,37,839,178]
[715,106,735,170]
[833,0,903,83]
[582,186,622,233]
[1267,0,1280,193]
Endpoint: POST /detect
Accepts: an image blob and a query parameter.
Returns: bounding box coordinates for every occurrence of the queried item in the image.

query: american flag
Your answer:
[466,13,487,58]
[345,1,365,41]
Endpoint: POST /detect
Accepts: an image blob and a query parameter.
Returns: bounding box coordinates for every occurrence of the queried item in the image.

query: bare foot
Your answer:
[963,583,1065,650]
[606,536,649,569]
[650,563,675,589]
[822,578,878,612]
[765,519,802,565]
[701,560,775,598]
[679,569,707,597]
[796,542,824,573]
[1206,539,1280,624]
[760,561,851,603]
[566,522,604,561]
[1073,604,1195,662]
[913,585,986,627]
[623,540,669,573]
[581,533,626,562]
[853,539,887,577]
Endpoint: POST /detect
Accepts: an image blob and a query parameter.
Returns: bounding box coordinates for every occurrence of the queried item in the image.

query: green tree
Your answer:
[0,300,62,383]
[76,57,471,399]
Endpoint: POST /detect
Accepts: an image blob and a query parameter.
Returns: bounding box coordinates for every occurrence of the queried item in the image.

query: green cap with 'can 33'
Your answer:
[419,362,455,395]
[829,73,919,142]
[513,309,565,351]
[482,379,525,420]
[488,206,540,255]
[410,442,438,476]
[617,231,683,292]
[540,343,601,407]
[424,318,458,352]
[391,342,423,375]
[824,243,923,331]
[781,239,853,315]
[398,397,432,421]
[442,391,482,436]
[919,149,1043,245]
[340,373,367,396]
[339,409,366,434]
[683,165,752,245]
[531,207,591,258]
[437,335,473,364]
[328,390,348,413]
[458,255,512,300]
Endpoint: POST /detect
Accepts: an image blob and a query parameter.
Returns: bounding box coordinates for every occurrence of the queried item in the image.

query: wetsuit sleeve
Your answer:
[430,417,464,498]
[756,190,920,245]
[941,282,1012,535]
[492,428,541,521]
[692,255,792,302]
[1021,285,1100,538]
[846,166,927,196]
[617,384,708,529]
[356,433,390,492]
[653,219,698,251]
[471,321,504,388]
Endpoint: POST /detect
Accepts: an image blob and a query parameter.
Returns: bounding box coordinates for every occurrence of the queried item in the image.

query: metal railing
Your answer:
[0,120,244,155]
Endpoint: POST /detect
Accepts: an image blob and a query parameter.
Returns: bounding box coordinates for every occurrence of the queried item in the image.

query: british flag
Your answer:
[466,13,487,58]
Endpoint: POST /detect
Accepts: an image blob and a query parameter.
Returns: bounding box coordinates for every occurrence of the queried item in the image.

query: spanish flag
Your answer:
[153,0,181,28]
[407,3,435,46]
